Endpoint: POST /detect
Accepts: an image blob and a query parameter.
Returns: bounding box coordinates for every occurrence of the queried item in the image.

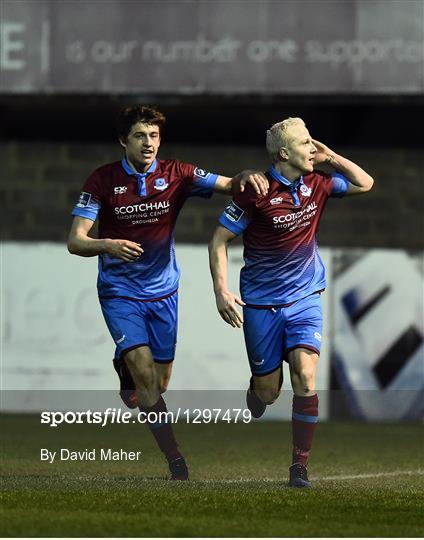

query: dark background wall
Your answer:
[1,95,423,248]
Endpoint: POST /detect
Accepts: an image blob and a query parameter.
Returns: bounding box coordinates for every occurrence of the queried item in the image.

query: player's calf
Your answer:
[139,395,188,478]
[246,386,267,418]
[124,347,163,406]
[113,358,137,409]
[253,370,282,404]
[246,368,283,418]
[254,386,280,405]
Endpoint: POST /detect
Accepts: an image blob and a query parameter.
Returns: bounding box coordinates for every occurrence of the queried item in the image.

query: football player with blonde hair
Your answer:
[209,118,373,488]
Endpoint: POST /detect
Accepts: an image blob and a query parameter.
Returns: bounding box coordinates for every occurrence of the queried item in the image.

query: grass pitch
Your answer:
[1,414,423,537]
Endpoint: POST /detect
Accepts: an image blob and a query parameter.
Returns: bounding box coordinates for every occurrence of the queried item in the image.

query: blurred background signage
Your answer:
[1,0,423,94]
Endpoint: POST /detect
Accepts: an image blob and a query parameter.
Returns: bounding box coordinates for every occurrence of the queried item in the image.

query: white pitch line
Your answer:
[191,469,424,484]
[318,469,424,481]
[71,469,424,484]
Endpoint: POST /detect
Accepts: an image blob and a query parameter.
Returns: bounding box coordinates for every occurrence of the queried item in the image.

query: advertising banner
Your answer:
[1,0,423,94]
[332,249,424,421]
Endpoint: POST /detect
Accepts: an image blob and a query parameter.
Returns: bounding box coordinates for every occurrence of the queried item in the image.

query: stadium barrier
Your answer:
[2,243,422,420]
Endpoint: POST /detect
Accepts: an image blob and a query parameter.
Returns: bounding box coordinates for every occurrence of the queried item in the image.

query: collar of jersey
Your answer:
[121,157,157,197]
[269,165,304,207]
[121,157,157,177]
[269,165,304,188]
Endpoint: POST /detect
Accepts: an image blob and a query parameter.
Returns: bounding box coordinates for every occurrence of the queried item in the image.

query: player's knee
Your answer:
[125,354,155,388]
[158,378,169,394]
[255,386,280,405]
[297,368,315,393]
[137,366,156,388]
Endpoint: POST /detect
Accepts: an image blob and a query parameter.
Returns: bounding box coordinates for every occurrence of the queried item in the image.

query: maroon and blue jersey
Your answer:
[219,166,349,305]
[72,157,217,300]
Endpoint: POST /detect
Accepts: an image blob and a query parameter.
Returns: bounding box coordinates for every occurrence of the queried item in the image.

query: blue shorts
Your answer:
[99,293,178,362]
[243,293,323,376]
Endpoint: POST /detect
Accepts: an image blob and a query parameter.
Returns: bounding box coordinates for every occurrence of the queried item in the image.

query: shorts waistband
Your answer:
[244,289,323,310]
[99,289,178,303]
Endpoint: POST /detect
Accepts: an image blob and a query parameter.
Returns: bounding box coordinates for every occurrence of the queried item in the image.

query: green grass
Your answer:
[1,414,423,537]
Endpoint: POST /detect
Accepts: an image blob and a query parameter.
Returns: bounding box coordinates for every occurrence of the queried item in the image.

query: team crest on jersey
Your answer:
[224,201,244,222]
[300,184,312,197]
[194,167,210,179]
[114,186,127,194]
[76,192,91,208]
[154,178,169,191]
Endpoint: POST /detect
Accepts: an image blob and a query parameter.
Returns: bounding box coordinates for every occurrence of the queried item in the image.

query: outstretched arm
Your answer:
[208,225,245,328]
[214,171,269,197]
[312,139,374,196]
[67,216,144,262]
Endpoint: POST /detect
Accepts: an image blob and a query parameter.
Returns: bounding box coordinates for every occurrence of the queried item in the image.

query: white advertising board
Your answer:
[332,250,424,421]
[1,243,331,419]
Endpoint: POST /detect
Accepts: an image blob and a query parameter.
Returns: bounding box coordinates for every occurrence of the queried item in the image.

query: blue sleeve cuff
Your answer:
[188,171,218,198]
[72,201,100,221]
[330,173,350,198]
[218,200,250,234]
[218,212,250,235]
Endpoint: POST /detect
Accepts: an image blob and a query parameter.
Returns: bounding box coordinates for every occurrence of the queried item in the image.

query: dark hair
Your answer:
[117,105,166,142]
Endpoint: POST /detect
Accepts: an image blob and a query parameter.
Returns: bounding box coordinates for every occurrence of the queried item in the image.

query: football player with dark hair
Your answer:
[68,105,267,480]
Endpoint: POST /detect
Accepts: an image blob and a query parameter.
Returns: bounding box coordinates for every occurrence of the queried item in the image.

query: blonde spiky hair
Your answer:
[266,117,306,163]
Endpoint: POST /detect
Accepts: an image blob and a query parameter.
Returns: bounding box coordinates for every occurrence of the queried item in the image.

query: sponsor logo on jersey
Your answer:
[314,332,322,341]
[272,201,317,223]
[270,197,284,205]
[224,201,244,222]
[300,184,312,197]
[154,178,169,191]
[114,200,170,214]
[76,192,91,208]
[194,167,210,179]
[114,186,127,194]
[116,334,126,344]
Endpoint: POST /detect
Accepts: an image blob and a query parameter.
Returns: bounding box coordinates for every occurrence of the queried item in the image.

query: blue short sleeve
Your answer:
[330,173,350,198]
[72,192,101,221]
[218,201,251,235]
[188,168,218,198]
